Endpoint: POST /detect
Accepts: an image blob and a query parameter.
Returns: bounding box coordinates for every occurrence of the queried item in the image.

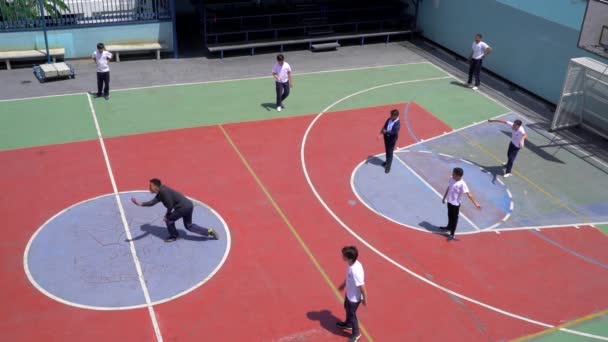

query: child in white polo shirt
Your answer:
[440,167,481,240]
[488,118,527,177]
[92,43,112,100]
[337,246,366,342]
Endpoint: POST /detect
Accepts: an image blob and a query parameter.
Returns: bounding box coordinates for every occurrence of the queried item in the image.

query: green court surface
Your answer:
[518,311,608,342]
[0,63,505,150]
[598,224,608,236]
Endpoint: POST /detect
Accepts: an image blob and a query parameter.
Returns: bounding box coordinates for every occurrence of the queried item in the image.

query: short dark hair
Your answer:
[476,33,483,39]
[513,119,523,126]
[390,109,399,117]
[342,246,358,261]
[277,54,284,61]
[453,167,464,177]
[150,178,162,187]
[97,43,105,50]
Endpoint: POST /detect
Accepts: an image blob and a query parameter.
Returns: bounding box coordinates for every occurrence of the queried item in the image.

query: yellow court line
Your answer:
[219,124,373,342]
[511,308,608,342]
[458,131,589,222]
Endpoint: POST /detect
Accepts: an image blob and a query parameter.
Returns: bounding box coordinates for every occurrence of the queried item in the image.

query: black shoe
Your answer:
[94,93,102,98]
[336,321,352,330]
[447,234,455,241]
[385,167,390,174]
[164,236,178,243]
[104,95,109,100]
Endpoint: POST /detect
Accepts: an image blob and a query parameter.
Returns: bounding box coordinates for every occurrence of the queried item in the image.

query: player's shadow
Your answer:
[365,155,386,168]
[450,81,471,88]
[420,221,459,241]
[128,224,213,242]
[477,164,506,184]
[260,102,276,111]
[306,310,349,337]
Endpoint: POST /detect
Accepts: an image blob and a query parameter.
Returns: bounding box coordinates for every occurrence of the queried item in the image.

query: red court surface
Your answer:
[2,103,608,341]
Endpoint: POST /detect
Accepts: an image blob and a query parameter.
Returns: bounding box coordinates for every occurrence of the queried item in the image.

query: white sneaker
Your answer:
[277,106,282,112]
[504,173,512,178]
[472,86,479,90]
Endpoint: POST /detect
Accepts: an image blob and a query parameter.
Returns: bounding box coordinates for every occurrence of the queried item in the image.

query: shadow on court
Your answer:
[450,80,471,88]
[476,164,505,184]
[260,102,276,111]
[420,221,461,241]
[499,129,564,164]
[127,224,214,242]
[365,155,385,168]
[306,310,350,337]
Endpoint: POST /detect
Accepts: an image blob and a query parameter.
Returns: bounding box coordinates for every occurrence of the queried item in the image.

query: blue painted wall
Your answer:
[418,0,608,103]
[0,22,173,59]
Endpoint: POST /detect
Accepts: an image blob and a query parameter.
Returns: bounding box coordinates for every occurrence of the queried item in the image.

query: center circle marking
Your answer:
[24,191,231,310]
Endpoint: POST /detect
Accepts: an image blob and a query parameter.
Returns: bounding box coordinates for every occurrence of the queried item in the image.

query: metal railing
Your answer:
[0,0,171,31]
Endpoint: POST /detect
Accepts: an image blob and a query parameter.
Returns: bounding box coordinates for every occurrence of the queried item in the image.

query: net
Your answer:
[550,57,608,139]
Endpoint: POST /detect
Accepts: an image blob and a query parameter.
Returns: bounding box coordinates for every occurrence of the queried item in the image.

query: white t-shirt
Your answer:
[471,41,490,60]
[446,178,469,206]
[272,62,291,83]
[345,260,365,303]
[93,50,113,73]
[506,121,526,148]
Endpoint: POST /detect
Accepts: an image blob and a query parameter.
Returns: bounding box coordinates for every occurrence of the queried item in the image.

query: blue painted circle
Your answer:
[352,151,513,234]
[25,191,230,310]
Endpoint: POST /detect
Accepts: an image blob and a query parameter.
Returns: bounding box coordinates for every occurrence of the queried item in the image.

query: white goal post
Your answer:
[550,57,608,139]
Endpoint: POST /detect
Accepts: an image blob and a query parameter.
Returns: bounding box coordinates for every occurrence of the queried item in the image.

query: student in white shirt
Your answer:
[337,246,366,342]
[271,54,293,112]
[440,167,481,240]
[467,34,492,90]
[92,43,113,100]
[487,119,527,177]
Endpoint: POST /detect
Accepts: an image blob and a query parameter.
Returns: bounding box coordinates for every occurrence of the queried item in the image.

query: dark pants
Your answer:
[275,81,290,107]
[506,142,521,174]
[447,203,460,236]
[344,298,361,337]
[96,71,110,96]
[165,206,194,238]
[467,59,482,86]
[384,136,397,169]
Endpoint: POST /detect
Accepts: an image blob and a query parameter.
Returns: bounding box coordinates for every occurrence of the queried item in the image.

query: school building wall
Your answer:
[0,22,174,59]
[417,0,608,104]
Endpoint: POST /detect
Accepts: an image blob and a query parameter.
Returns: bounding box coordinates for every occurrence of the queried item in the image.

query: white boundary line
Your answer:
[300,80,608,340]
[22,190,232,311]
[87,94,163,341]
[0,62,432,103]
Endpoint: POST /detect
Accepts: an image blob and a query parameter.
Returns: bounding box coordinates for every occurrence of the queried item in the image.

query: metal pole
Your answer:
[171,0,178,58]
[37,0,51,63]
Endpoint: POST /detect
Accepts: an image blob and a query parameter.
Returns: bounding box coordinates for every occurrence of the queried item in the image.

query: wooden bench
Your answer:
[105,43,166,62]
[207,30,411,58]
[0,48,65,70]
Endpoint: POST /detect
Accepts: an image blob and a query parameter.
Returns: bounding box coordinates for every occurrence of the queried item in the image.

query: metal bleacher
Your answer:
[203,0,415,58]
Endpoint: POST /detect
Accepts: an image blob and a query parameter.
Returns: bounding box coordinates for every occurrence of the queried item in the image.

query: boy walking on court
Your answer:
[272,54,293,112]
[440,168,482,240]
[337,246,367,342]
[131,178,219,243]
[467,34,492,90]
[92,43,112,100]
[488,119,527,177]
[380,109,401,173]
